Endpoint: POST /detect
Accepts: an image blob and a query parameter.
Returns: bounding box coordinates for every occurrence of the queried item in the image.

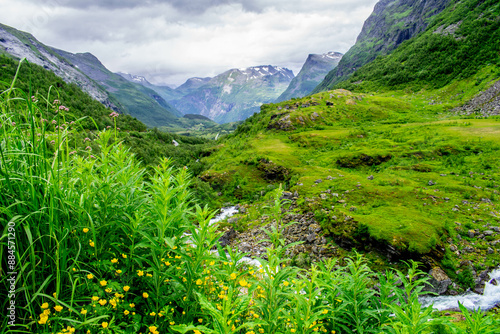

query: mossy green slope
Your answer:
[200,74,500,274]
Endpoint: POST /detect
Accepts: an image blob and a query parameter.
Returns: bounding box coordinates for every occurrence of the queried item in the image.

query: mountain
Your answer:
[117,72,184,102]
[276,51,343,102]
[175,77,212,96]
[171,65,294,123]
[0,23,183,128]
[0,23,118,111]
[313,0,451,92]
[52,49,183,127]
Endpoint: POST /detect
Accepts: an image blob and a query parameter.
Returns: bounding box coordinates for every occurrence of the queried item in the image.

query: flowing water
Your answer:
[420,269,500,311]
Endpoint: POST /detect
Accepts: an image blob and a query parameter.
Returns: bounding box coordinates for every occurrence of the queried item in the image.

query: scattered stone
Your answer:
[306,233,316,243]
[492,226,500,232]
[219,228,237,247]
[488,247,495,254]
[281,191,294,200]
[172,139,179,147]
[450,245,457,252]
[440,174,447,177]
[490,278,498,286]
[310,112,319,121]
[315,179,323,184]
[238,242,252,253]
[428,180,436,186]
[319,193,328,200]
[349,206,357,212]
[367,175,374,180]
[484,230,495,236]
[468,230,475,238]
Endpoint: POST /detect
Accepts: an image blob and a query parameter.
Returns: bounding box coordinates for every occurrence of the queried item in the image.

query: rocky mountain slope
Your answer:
[170,65,294,123]
[0,23,118,111]
[276,51,342,102]
[0,23,183,128]
[313,0,451,92]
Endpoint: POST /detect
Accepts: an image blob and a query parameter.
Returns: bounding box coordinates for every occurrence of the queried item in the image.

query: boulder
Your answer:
[424,267,452,295]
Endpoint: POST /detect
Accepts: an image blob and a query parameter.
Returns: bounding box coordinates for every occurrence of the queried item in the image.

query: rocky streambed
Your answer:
[215,200,500,308]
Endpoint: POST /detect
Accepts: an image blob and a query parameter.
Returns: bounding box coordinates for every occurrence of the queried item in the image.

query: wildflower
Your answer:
[123,286,130,292]
[38,314,48,325]
[86,146,92,150]
[322,309,328,314]
[89,240,95,247]
[239,279,248,287]
[91,296,99,301]
[291,330,296,333]
[198,318,203,323]
[98,299,107,306]
[170,321,175,325]
[41,303,49,309]
[150,312,156,316]
[110,299,117,307]
[81,309,87,315]
[54,305,63,312]
[100,280,107,286]
[149,326,158,332]
[122,253,127,258]
[143,292,149,298]
[129,303,135,308]
[209,260,215,265]
[259,329,264,333]
[105,288,112,293]
[283,281,289,287]
[196,279,203,285]
[194,331,201,334]
[83,228,89,233]
[102,322,108,328]
[116,269,122,274]
[175,255,181,259]
[53,292,57,298]
[230,273,237,280]
[124,310,130,315]
[165,261,171,266]
[109,111,120,118]
[146,273,153,277]
[137,270,144,276]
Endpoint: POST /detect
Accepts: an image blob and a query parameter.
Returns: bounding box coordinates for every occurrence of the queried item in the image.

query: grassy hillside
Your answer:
[199,71,500,281]
[326,0,500,92]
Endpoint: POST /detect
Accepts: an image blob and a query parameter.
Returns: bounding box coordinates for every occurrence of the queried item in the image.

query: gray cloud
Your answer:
[0,0,379,86]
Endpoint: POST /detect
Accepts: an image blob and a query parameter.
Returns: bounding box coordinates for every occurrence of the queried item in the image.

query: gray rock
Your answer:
[484,230,495,236]
[424,267,452,295]
[281,191,294,200]
[492,226,500,232]
[367,175,374,180]
[468,230,475,238]
[450,245,457,252]
[239,242,252,253]
[219,228,237,247]
[428,180,436,186]
[306,233,316,243]
[315,179,323,184]
[488,247,495,254]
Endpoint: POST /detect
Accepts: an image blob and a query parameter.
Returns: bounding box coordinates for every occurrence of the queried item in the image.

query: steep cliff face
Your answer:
[171,66,294,123]
[314,0,451,92]
[276,52,342,102]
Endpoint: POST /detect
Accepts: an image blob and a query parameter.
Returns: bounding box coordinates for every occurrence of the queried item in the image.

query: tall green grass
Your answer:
[1,60,498,333]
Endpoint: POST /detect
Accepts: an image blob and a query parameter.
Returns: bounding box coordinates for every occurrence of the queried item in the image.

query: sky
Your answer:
[0,0,379,86]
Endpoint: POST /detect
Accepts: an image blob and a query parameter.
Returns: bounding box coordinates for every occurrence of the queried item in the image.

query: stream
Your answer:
[210,206,500,311]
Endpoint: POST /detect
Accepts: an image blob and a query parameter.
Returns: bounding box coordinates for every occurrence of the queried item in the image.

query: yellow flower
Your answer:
[102,322,108,328]
[150,312,156,316]
[322,309,328,314]
[230,273,237,280]
[111,258,118,264]
[83,228,89,233]
[170,321,175,325]
[291,330,296,333]
[53,292,57,298]
[110,299,117,307]
[175,255,181,259]
[129,303,135,308]
[38,314,48,324]
[259,329,264,334]
[137,270,144,276]
[239,279,248,287]
[122,253,127,258]
[100,280,107,286]
[173,246,178,249]
[116,269,122,274]
[123,286,130,292]
[41,302,49,309]
[89,240,95,247]
[124,310,130,315]
[54,305,63,312]
[105,288,112,293]
[253,313,259,318]
[87,273,94,279]
[149,326,158,332]
[283,281,289,286]
[165,261,171,266]
[146,273,153,277]
[91,296,99,301]
[196,279,203,285]
[194,331,201,334]
[198,318,203,323]
[98,299,107,306]
[143,292,149,298]
[81,308,87,315]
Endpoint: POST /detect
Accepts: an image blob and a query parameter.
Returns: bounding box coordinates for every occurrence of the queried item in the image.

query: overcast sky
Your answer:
[0,0,378,86]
